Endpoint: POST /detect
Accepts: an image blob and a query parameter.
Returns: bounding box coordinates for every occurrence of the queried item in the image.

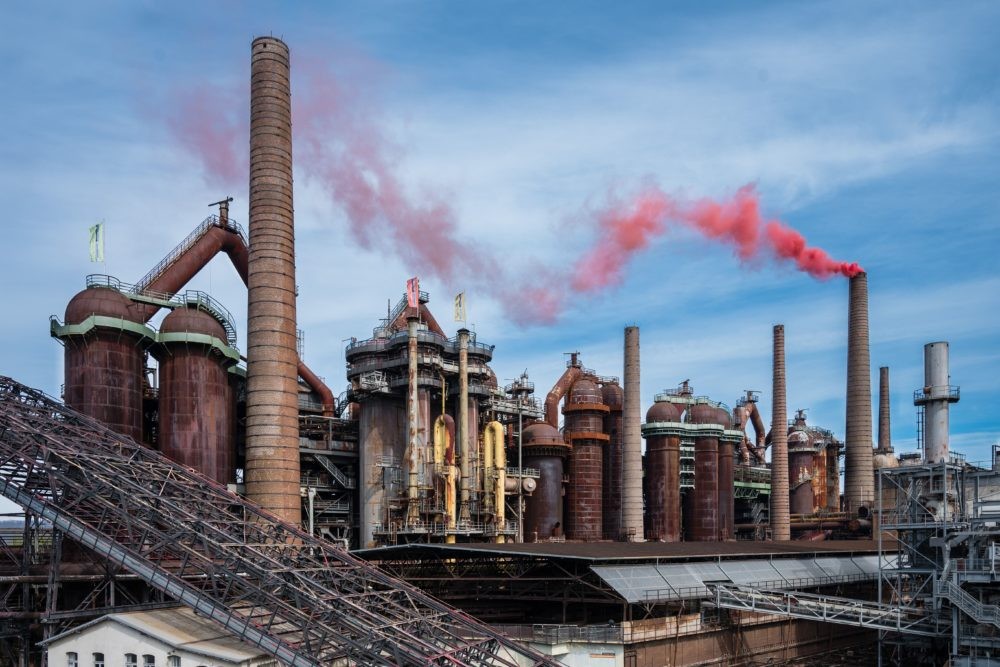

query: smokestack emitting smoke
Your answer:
[167,58,862,325]
[621,326,643,541]
[844,272,875,513]
[244,37,301,525]
[770,324,790,541]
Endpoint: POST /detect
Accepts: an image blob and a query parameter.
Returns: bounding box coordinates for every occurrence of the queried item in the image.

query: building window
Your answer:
[143,656,155,667]
[93,653,105,667]
[167,657,180,667]
[125,655,137,667]
[67,653,78,667]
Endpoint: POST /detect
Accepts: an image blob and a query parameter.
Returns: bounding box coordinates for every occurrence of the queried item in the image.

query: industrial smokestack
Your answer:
[844,272,874,513]
[878,366,892,453]
[770,324,790,541]
[622,326,644,541]
[915,342,959,464]
[244,37,301,525]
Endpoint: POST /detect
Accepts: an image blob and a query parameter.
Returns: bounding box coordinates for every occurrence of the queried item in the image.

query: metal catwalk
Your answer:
[0,376,554,667]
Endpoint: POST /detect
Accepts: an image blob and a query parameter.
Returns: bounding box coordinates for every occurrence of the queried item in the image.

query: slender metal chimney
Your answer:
[621,326,644,541]
[915,342,959,464]
[845,272,874,513]
[878,366,892,453]
[245,37,301,525]
[770,324,790,541]
[457,328,471,521]
[406,317,421,525]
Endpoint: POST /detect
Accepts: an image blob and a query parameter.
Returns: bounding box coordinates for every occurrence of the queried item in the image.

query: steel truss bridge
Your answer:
[0,376,555,666]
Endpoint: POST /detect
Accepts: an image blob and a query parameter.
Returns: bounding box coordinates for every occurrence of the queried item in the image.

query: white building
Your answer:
[42,607,277,667]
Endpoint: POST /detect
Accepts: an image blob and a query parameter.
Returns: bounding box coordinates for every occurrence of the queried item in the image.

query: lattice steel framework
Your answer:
[0,376,555,667]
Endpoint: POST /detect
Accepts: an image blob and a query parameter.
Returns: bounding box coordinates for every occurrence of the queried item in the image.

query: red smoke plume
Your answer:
[164,57,861,325]
[568,184,861,296]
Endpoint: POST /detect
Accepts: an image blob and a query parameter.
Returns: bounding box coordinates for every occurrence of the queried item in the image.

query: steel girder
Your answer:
[0,376,556,666]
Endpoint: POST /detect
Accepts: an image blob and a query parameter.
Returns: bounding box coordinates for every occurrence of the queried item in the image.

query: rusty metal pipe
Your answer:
[406,317,420,525]
[544,366,582,429]
[245,36,301,525]
[457,328,471,521]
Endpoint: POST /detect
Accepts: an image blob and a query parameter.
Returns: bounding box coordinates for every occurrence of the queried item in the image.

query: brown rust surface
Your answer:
[156,307,234,484]
[63,288,145,442]
[245,36,301,525]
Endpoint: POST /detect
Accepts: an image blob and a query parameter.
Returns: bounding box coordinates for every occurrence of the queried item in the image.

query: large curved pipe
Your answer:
[434,414,457,542]
[544,366,582,428]
[747,401,766,461]
[134,219,335,416]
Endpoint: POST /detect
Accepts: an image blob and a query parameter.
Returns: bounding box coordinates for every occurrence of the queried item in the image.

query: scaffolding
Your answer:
[0,376,555,666]
[877,459,1000,665]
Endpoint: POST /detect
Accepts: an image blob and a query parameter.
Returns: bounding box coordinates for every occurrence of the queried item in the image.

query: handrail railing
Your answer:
[86,274,237,347]
[133,215,243,295]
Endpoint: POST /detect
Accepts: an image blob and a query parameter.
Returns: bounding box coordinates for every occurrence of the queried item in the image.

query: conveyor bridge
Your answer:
[0,376,554,666]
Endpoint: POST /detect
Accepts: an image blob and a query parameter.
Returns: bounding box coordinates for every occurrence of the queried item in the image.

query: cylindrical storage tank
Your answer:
[522,422,570,541]
[643,401,681,541]
[715,407,735,541]
[156,307,235,485]
[690,402,720,541]
[601,382,624,540]
[62,287,147,442]
[564,378,609,541]
[788,430,814,515]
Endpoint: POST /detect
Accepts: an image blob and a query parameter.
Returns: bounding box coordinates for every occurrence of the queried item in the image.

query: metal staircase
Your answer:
[133,215,246,295]
[0,376,554,667]
[939,580,1000,629]
[311,453,357,489]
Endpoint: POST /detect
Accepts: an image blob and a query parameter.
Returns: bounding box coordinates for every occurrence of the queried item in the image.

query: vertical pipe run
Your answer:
[622,326,644,541]
[457,328,470,520]
[771,324,791,541]
[845,272,875,512]
[406,317,420,525]
[245,37,301,525]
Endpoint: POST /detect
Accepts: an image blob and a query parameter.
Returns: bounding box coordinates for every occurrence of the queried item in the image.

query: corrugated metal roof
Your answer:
[592,554,882,603]
[356,539,880,563]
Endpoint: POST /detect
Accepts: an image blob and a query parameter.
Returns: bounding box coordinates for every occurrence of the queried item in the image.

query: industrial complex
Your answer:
[1,36,998,667]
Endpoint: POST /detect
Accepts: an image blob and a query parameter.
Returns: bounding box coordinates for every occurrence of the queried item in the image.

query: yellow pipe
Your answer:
[484,421,506,543]
[434,415,457,543]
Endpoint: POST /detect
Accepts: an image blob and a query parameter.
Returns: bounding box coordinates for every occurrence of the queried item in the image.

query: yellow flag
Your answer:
[454,292,466,322]
[89,223,104,263]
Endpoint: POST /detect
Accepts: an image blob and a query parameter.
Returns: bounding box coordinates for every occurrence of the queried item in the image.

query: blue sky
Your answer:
[1,2,997,472]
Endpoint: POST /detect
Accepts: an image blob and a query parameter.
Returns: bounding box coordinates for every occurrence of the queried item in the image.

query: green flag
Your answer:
[89,223,104,263]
